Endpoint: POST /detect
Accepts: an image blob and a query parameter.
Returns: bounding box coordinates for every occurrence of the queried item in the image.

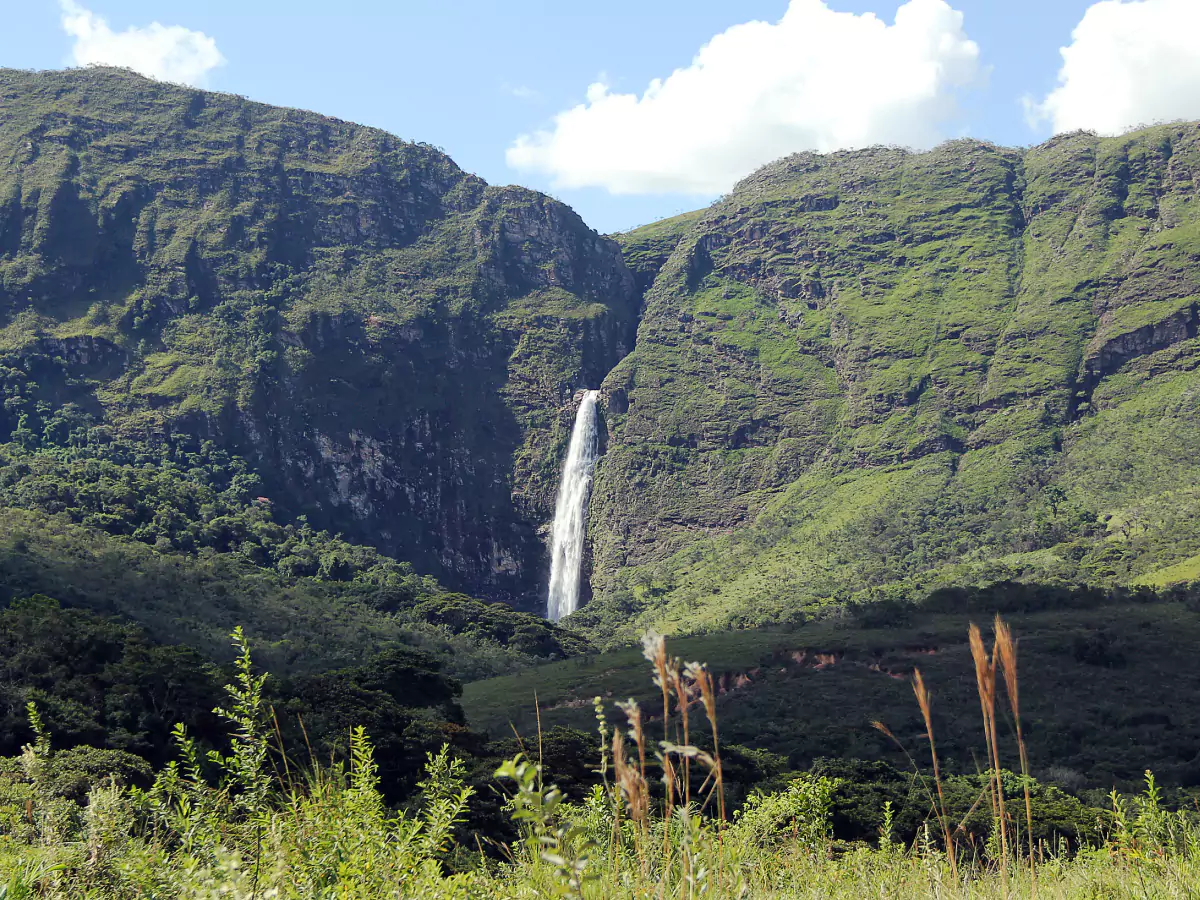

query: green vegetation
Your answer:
[0,422,586,677]
[0,599,487,802]
[612,208,705,294]
[0,66,610,686]
[467,582,1200,794]
[6,68,1200,657]
[2,626,1200,897]
[0,65,637,614]
[6,66,1200,896]
[587,127,1200,643]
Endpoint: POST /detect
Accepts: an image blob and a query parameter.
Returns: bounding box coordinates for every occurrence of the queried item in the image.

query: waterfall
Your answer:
[546,390,602,622]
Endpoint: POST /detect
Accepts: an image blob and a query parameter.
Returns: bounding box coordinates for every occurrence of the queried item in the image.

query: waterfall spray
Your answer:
[547,390,601,622]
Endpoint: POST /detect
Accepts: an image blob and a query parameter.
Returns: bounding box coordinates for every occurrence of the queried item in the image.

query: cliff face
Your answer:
[586,126,1200,638]
[0,67,636,608]
[6,67,1200,638]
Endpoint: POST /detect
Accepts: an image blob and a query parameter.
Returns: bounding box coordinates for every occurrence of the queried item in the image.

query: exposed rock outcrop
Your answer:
[0,66,638,609]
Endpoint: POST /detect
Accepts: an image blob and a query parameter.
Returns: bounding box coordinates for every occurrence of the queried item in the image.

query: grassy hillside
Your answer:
[0,503,590,678]
[467,583,1200,792]
[612,208,704,294]
[7,67,1200,657]
[583,126,1200,641]
[6,629,1200,898]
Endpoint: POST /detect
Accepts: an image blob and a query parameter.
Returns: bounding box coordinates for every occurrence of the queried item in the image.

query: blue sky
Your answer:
[3,1,1198,233]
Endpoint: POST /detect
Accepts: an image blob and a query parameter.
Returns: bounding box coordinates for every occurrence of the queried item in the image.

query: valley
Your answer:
[1,63,1200,898]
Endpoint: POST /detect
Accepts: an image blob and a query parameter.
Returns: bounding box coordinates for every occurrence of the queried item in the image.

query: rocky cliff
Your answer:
[5,67,1200,643]
[585,125,1200,638]
[0,67,637,610]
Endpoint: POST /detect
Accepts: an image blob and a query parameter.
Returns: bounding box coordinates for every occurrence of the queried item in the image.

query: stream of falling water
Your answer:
[546,390,601,621]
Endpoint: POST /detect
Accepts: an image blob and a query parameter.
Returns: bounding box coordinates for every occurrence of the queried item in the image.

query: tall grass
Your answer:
[1,621,1199,898]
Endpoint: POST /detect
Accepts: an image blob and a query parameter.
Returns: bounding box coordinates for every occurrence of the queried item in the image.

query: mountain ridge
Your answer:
[585,124,1200,639]
[0,65,636,617]
[2,66,1200,656]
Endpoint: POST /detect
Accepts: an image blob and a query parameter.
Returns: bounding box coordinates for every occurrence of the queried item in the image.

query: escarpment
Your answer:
[584,125,1200,639]
[0,66,637,609]
[4,66,1200,637]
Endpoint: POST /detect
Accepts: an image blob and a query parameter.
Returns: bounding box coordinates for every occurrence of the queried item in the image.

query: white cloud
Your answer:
[60,1,225,87]
[506,0,982,195]
[1030,0,1200,135]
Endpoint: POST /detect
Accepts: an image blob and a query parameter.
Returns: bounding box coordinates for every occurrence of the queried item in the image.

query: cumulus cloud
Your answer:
[60,1,225,87]
[506,0,982,195]
[1030,0,1200,135]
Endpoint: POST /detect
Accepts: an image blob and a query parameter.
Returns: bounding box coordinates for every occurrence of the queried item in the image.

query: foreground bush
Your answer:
[1,625,1199,898]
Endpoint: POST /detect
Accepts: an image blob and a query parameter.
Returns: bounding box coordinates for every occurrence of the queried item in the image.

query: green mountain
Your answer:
[584,127,1200,640]
[0,66,635,616]
[0,66,636,672]
[3,65,1200,665]
[7,63,1200,899]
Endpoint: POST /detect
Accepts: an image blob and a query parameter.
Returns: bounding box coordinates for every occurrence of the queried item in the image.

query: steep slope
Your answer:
[612,208,704,295]
[584,126,1200,638]
[0,67,638,611]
